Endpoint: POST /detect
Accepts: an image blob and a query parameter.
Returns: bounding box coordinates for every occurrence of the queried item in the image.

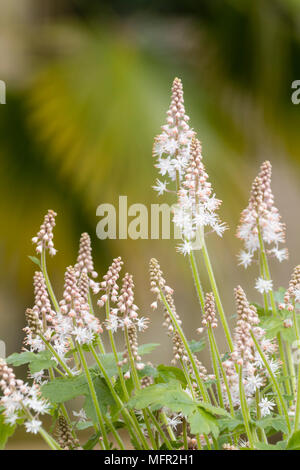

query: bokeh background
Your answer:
[0,0,299,448]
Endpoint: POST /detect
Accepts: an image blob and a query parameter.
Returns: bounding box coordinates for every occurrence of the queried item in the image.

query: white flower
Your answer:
[72,326,94,344]
[105,315,119,333]
[4,413,18,426]
[28,398,50,415]
[212,222,227,237]
[295,288,300,303]
[25,419,42,434]
[255,277,273,294]
[90,280,100,294]
[269,247,288,262]
[155,158,173,177]
[73,409,87,422]
[254,351,264,369]
[260,338,277,354]
[166,414,182,430]
[237,250,253,269]
[177,240,193,256]
[269,358,281,375]
[152,179,168,196]
[259,398,275,417]
[245,374,264,394]
[136,317,149,332]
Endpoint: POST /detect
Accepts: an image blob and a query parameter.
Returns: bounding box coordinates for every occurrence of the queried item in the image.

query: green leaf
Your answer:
[221,352,231,362]
[128,383,197,415]
[274,287,286,305]
[188,339,206,353]
[28,255,41,268]
[257,416,288,435]
[41,374,89,403]
[138,364,158,379]
[0,414,16,450]
[286,431,300,450]
[260,316,296,343]
[218,417,244,433]
[198,402,232,418]
[255,441,287,450]
[160,440,183,450]
[252,303,272,317]
[137,343,160,355]
[83,432,101,450]
[29,351,56,373]
[7,350,56,373]
[97,352,121,378]
[6,351,37,366]
[188,408,219,438]
[156,365,187,386]
[75,420,94,431]
[83,376,114,420]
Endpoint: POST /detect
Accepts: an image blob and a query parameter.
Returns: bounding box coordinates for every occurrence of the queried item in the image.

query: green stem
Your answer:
[209,329,235,416]
[41,249,60,313]
[160,412,176,441]
[77,343,110,449]
[103,415,125,450]
[286,344,296,396]
[40,335,74,377]
[294,363,300,432]
[257,224,291,397]
[251,331,291,433]
[293,301,300,432]
[189,251,205,310]
[88,290,106,354]
[41,249,81,370]
[105,299,129,400]
[89,344,149,450]
[182,418,188,450]
[201,240,234,352]
[207,326,224,407]
[124,326,173,449]
[181,360,210,448]
[260,253,269,312]
[124,326,159,449]
[39,427,62,450]
[159,288,209,402]
[238,365,254,448]
[256,390,268,443]
[22,403,62,450]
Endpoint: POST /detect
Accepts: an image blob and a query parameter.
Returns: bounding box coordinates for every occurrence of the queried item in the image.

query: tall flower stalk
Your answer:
[2,79,299,451]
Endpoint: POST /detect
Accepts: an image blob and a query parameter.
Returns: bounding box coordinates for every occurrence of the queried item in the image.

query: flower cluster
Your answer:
[75,232,100,294]
[237,161,288,267]
[222,286,277,408]
[173,138,226,255]
[98,256,123,307]
[32,209,57,256]
[202,292,218,329]
[152,77,194,191]
[57,265,103,345]
[2,79,298,451]
[281,265,300,310]
[33,271,55,327]
[56,416,81,450]
[0,359,50,432]
[149,258,208,380]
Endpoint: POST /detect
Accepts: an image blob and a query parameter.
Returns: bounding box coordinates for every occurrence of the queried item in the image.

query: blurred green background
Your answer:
[0,0,300,448]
